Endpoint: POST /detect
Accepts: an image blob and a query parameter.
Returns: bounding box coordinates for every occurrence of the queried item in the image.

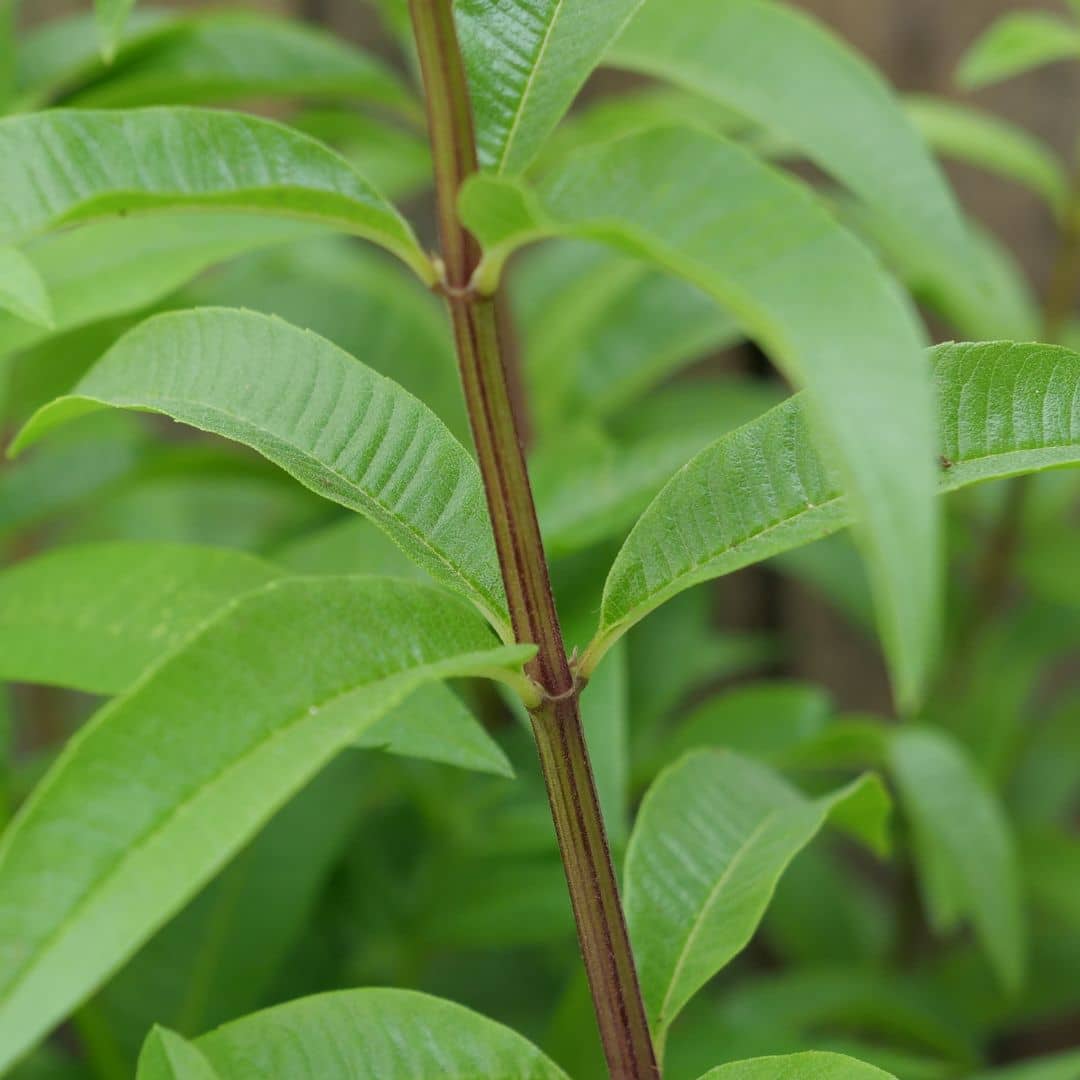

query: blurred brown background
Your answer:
[19,0,1078,712]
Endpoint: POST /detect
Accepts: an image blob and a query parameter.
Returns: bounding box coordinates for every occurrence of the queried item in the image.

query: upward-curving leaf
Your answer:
[624,748,890,1050]
[0,108,431,282]
[95,0,138,61]
[0,576,534,1073]
[586,340,1080,676]
[12,309,510,639]
[957,13,1080,90]
[461,125,939,709]
[696,1052,896,1080]
[457,0,647,173]
[608,0,974,286]
[0,246,53,330]
[137,989,570,1079]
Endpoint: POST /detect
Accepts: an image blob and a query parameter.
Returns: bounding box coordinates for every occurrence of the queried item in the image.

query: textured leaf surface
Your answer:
[609,0,972,283]
[462,127,937,707]
[0,542,282,694]
[625,748,890,1044]
[137,989,569,1079]
[0,577,533,1072]
[0,246,53,330]
[14,309,509,636]
[906,96,1068,215]
[889,727,1025,991]
[697,1051,896,1079]
[958,13,1080,89]
[457,0,647,173]
[0,108,429,281]
[65,12,411,110]
[590,340,1080,675]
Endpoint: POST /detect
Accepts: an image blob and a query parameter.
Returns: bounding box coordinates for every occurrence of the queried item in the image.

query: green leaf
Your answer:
[695,1051,896,1079]
[624,748,890,1045]
[905,95,1068,216]
[589,340,1080,684]
[0,108,430,283]
[89,754,371,1068]
[64,13,412,111]
[0,541,283,694]
[12,308,509,638]
[0,215,318,359]
[95,0,138,62]
[460,126,939,710]
[0,247,54,330]
[957,13,1080,90]
[608,0,973,286]
[137,989,569,1079]
[137,1027,220,1080]
[0,576,534,1072]
[457,0,648,173]
[888,727,1025,991]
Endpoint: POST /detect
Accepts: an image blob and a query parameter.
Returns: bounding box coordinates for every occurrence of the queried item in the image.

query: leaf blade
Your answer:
[625,748,890,1044]
[0,576,533,1073]
[0,245,54,330]
[696,1051,896,1080]
[12,308,510,638]
[958,13,1080,90]
[458,0,647,173]
[0,108,430,282]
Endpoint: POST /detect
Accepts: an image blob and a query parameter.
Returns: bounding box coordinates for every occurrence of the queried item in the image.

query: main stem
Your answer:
[406,3,659,1075]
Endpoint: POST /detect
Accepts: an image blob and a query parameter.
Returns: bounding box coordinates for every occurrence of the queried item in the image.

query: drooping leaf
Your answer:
[608,0,973,285]
[0,247,53,330]
[905,96,1068,216]
[888,727,1025,991]
[624,748,890,1045]
[136,989,569,1080]
[0,108,431,282]
[95,0,138,62]
[12,309,509,638]
[957,13,1080,90]
[0,577,534,1072]
[0,215,321,358]
[63,13,412,111]
[456,0,647,173]
[460,126,938,709]
[588,340,1080,680]
[0,542,282,694]
[695,1051,896,1080]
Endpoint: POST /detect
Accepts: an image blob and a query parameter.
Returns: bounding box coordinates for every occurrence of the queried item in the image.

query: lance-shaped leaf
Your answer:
[0,108,431,283]
[0,246,54,330]
[0,576,534,1073]
[905,96,1068,216]
[461,126,939,708]
[586,340,1080,676]
[96,0,138,61]
[0,215,319,358]
[608,0,973,286]
[12,309,510,638]
[0,542,282,694]
[625,748,890,1048]
[139,1028,220,1080]
[889,727,1025,991]
[137,990,569,1080]
[958,13,1080,90]
[457,0,647,173]
[696,1052,896,1080]
[64,13,412,111]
